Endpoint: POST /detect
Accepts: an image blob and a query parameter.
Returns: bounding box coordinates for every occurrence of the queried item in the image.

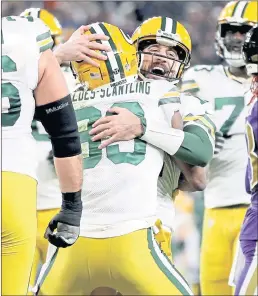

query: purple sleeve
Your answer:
[246,99,258,193]
[248,100,258,146]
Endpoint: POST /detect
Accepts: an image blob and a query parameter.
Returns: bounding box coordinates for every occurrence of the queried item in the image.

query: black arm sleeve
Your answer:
[35,94,81,158]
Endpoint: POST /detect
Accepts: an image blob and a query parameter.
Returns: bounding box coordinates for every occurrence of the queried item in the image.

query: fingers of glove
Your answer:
[48,224,80,248]
[56,222,80,234]
[47,233,71,248]
[44,218,58,239]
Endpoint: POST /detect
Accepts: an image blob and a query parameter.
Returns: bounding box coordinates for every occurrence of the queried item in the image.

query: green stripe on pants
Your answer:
[147,228,193,295]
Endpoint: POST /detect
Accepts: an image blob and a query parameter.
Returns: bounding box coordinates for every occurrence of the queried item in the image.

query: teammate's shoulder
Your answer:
[2,15,53,53]
[181,92,213,115]
[149,79,179,95]
[2,15,45,31]
[184,64,220,79]
[181,92,207,104]
[149,80,181,106]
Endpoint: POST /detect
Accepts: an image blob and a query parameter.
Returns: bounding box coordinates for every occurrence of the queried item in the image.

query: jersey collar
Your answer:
[223,66,252,85]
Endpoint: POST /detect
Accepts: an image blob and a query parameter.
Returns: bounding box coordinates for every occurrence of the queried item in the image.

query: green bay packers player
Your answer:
[37,22,193,296]
[2,15,83,295]
[18,8,112,292]
[19,9,76,292]
[90,16,216,284]
[180,1,257,294]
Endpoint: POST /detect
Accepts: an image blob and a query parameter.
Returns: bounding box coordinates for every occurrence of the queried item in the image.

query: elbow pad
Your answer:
[35,94,81,158]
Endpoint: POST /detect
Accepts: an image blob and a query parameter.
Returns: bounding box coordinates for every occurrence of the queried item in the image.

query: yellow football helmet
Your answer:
[215,1,258,67]
[20,8,62,46]
[71,22,138,90]
[131,16,192,82]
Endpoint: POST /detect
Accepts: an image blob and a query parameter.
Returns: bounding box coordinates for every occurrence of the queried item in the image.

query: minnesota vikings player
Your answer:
[235,24,258,296]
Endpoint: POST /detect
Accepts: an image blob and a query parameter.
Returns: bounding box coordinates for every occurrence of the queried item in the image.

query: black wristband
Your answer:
[62,191,82,212]
[62,190,82,203]
[60,190,82,226]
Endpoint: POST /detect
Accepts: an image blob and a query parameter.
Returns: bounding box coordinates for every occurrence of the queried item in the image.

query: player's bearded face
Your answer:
[140,44,180,81]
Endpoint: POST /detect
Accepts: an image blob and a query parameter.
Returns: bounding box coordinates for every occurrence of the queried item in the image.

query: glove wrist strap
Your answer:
[61,190,82,212]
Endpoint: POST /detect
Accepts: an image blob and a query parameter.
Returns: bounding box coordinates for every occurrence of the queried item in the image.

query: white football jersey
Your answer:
[33,65,77,210]
[157,92,215,230]
[72,79,181,238]
[2,16,53,179]
[182,65,251,208]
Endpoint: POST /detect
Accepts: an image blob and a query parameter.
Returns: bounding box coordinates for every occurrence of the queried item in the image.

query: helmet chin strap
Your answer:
[138,71,147,81]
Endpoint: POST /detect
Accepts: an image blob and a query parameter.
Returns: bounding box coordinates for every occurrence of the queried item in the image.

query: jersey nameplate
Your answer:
[72,81,151,102]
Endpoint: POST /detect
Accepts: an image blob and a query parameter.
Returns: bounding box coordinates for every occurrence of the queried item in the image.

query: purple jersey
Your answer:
[241,96,258,240]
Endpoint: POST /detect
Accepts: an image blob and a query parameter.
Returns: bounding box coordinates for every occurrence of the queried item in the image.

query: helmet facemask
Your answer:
[215,22,253,67]
[136,32,190,83]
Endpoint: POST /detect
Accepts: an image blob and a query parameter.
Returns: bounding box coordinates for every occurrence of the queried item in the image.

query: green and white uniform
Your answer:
[157,93,216,230]
[72,78,182,238]
[2,16,53,180]
[181,65,251,208]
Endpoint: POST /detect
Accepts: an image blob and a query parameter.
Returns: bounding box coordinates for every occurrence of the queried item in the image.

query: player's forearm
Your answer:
[140,118,185,156]
[54,155,83,192]
[53,45,65,65]
[140,119,213,167]
[174,125,213,167]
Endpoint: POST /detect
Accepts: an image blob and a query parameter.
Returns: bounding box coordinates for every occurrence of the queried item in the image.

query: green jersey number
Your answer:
[75,102,146,169]
[1,56,21,127]
[1,16,37,127]
[1,22,22,127]
[215,96,245,135]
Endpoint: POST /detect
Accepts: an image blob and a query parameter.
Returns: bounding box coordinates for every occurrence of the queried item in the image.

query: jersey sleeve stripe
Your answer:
[36,31,53,53]
[181,79,196,84]
[36,31,51,42]
[184,114,216,139]
[181,82,199,93]
[162,91,180,98]
[158,97,180,106]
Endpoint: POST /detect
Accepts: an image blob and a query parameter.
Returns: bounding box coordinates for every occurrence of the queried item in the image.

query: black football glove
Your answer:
[44,191,82,248]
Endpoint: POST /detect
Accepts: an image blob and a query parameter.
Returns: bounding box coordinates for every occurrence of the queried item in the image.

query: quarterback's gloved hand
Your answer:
[214,131,225,156]
[44,191,82,248]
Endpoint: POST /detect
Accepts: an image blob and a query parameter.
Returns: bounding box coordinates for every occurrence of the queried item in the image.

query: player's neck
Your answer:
[228,66,249,79]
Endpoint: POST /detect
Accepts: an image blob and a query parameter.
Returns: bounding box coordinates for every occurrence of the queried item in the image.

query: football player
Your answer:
[90,16,216,273]
[2,15,83,295]
[180,1,257,294]
[234,24,258,296]
[37,22,194,296]
[18,8,112,292]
